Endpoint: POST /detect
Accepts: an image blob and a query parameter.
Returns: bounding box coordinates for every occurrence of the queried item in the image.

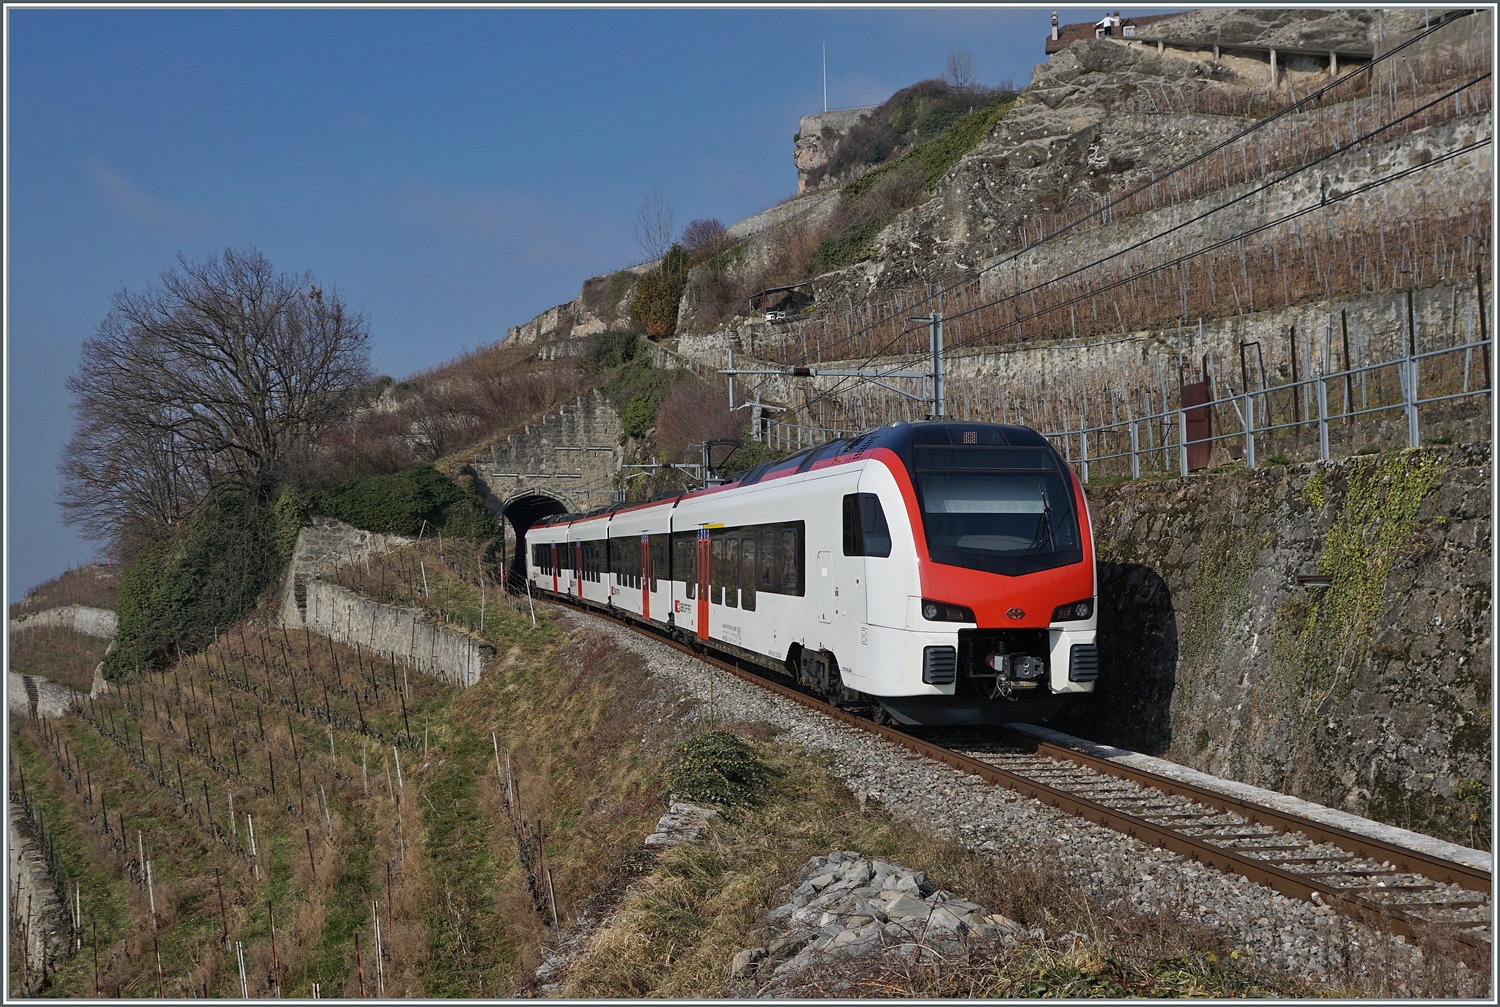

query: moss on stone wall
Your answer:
[1271,448,1451,738]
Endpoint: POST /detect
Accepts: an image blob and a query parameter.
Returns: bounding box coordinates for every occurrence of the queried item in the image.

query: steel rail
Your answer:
[545,596,1491,965]
[989,728,1491,893]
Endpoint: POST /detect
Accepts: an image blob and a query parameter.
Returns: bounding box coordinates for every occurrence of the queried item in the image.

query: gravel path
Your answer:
[565,609,1486,992]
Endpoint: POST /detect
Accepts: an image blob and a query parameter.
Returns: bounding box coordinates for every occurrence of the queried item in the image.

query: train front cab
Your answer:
[851,424,1098,726]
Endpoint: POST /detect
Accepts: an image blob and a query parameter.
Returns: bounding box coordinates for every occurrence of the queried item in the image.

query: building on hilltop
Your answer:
[1045,10,1184,54]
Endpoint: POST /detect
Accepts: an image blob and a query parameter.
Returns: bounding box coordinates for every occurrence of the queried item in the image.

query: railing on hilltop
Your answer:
[741,333,1491,482]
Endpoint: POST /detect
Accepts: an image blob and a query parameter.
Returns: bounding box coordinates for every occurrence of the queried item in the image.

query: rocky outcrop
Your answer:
[794,107,877,194]
[730,851,1033,991]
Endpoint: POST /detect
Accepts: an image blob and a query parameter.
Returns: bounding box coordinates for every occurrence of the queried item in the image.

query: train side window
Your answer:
[711,537,724,605]
[679,533,696,599]
[758,531,776,589]
[741,535,756,611]
[651,534,667,592]
[725,537,740,608]
[842,493,892,558]
[780,528,799,593]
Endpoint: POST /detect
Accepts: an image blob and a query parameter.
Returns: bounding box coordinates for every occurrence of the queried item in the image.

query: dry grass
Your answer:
[8,626,111,694]
[556,735,1489,999]
[8,535,704,999]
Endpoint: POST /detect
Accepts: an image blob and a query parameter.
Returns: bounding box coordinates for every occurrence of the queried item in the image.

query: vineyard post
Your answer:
[268,902,280,998]
[216,868,228,942]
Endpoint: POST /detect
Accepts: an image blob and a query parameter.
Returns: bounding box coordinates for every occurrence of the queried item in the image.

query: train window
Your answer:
[711,537,724,605]
[725,537,740,608]
[651,534,667,592]
[780,528,799,592]
[675,532,696,599]
[758,531,776,588]
[740,536,756,611]
[842,494,892,558]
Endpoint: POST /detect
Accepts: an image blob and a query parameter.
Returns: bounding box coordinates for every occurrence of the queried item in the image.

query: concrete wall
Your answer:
[1051,442,1491,848]
[469,391,624,515]
[303,580,494,688]
[9,605,116,639]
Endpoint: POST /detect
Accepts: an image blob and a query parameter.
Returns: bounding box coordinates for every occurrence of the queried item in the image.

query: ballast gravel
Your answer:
[567,610,1482,991]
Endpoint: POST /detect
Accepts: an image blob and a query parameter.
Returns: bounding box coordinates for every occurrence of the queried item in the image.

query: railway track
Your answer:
[560,600,1492,966]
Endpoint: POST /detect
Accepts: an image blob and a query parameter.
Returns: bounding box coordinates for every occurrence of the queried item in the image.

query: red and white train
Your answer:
[525,420,1097,725]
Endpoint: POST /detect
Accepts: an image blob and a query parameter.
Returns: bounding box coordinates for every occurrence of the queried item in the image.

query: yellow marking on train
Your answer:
[699,522,725,528]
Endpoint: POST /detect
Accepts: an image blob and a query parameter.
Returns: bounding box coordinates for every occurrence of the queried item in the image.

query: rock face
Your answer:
[794,107,877,194]
[1053,443,1491,847]
[730,851,1030,991]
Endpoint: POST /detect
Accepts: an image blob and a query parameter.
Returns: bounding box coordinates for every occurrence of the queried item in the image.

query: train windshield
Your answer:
[912,446,1083,576]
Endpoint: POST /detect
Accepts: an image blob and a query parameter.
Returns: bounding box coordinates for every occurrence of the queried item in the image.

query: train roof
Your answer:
[529,421,1054,530]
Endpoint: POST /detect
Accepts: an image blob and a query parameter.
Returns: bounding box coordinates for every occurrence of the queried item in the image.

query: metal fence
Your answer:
[745,335,1491,481]
[1045,337,1491,482]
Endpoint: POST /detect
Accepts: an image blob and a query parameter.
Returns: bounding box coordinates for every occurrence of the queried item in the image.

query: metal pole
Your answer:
[1406,289,1419,447]
[1080,425,1090,484]
[1178,408,1189,477]
[929,313,945,418]
[1130,419,1140,479]
[1317,373,1330,461]
[727,346,735,412]
[1244,388,1256,469]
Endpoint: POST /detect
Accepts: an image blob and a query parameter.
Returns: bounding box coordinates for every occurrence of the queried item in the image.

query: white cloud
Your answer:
[91,164,204,232]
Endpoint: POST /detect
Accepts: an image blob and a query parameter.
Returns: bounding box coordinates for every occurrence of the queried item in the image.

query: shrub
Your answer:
[585,330,642,372]
[629,245,691,338]
[666,730,775,806]
[311,464,499,539]
[609,358,675,439]
[106,494,284,678]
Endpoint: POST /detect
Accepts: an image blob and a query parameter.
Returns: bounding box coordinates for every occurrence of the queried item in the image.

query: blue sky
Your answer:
[5,5,1149,596]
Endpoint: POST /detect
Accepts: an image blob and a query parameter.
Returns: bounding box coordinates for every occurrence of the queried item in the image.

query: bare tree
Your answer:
[944,49,980,92]
[681,218,729,258]
[633,189,676,263]
[60,247,371,547]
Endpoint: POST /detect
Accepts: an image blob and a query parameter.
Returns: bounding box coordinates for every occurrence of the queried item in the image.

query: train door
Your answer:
[550,544,558,594]
[576,542,584,599]
[816,550,833,623]
[696,529,710,639]
[640,534,651,620]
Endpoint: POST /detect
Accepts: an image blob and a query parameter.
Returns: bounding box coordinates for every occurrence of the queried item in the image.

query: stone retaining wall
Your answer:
[280,517,411,628]
[9,605,117,639]
[1051,441,1491,847]
[303,580,493,688]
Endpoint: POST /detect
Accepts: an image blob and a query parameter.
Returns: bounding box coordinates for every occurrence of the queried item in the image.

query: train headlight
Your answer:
[1051,599,1093,622]
[921,599,975,623]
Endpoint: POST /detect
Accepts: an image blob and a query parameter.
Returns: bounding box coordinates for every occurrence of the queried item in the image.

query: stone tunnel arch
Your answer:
[500,492,570,590]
